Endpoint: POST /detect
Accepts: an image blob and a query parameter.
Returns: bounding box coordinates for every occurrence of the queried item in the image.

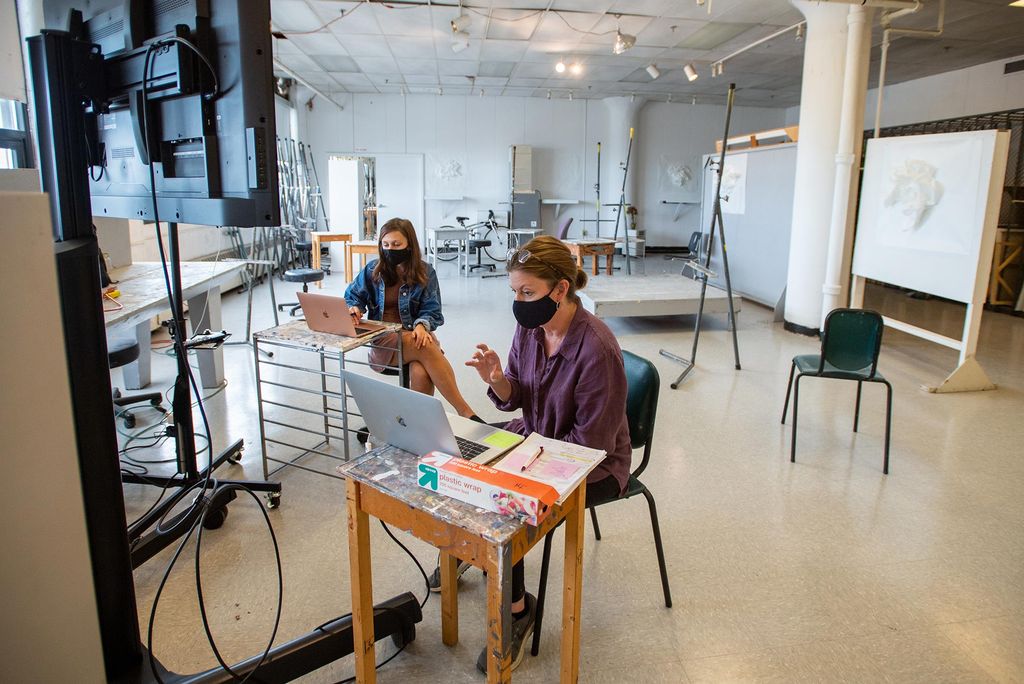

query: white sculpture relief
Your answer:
[435,159,463,182]
[666,163,692,189]
[883,159,944,231]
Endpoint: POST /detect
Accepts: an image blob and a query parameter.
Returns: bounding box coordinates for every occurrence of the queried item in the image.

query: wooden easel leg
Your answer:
[924,356,997,393]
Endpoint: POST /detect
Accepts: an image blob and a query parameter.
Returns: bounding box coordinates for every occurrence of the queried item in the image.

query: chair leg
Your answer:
[781,361,796,424]
[791,374,802,463]
[882,380,893,475]
[641,487,672,608]
[853,380,863,432]
[530,531,554,657]
[589,507,602,540]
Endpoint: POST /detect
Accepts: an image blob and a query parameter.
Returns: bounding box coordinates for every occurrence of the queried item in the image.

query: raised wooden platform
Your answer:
[579,274,741,319]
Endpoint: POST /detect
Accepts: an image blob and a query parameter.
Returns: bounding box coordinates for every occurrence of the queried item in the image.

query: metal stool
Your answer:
[108,337,166,429]
[465,238,495,273]
[279,267,325,317]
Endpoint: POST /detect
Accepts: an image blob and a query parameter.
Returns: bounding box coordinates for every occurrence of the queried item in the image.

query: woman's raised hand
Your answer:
[466,344,504,385]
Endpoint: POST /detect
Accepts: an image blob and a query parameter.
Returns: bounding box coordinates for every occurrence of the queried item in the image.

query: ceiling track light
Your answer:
[568,91,574,101]
[667,94,672,103]
[555,60,566,73]
[546,89,551,99]
[451,13,470,32]
[684,63,698,82]
[645,64,661,80]
[711,62,724,77]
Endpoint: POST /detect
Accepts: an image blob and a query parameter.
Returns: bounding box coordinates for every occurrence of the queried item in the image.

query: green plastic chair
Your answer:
[781,308,893,474]
[530,350,672,657]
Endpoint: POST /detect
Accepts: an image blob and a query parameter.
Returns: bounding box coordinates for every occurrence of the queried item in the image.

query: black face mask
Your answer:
[512,288,558,329]
[382,248,412,267]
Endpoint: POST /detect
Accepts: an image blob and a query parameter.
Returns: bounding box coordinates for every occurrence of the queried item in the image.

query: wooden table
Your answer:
[340,446,587,683]
[311,231,352,285]
[562,239,616,276]
[106,261,246,389]
[345,240,379,281]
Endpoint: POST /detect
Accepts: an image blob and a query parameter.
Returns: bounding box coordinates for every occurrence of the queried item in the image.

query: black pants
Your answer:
[511,474,622,604]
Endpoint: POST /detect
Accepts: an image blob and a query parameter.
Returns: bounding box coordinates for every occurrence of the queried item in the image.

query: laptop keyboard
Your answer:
[455,436,488,459]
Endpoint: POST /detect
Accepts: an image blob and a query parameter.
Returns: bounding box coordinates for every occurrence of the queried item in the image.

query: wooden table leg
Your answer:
[486,545,513,684]
[440,552,459,646]
[560,482,586,684]
[346,479,376,683]
[591,251,599,276]
[344,243,353,281]
[312,234,323,287]
[605,252,613,276]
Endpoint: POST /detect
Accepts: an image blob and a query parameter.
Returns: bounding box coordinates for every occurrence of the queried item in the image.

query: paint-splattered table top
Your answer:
[338,445,525,545]
[253,319,402,354]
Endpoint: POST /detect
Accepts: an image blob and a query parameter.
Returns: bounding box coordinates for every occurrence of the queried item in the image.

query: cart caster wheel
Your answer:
[230,450,244,463]
[266,493,281,510]
[203,506,228,530]
[391,623,415,649]
[123,414,136,429]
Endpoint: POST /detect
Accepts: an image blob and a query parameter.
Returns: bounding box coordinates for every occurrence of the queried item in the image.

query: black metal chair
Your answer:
[781,308,893,474]
[108,337,165,429]
[531,350,672,656]
[278,241,324,317]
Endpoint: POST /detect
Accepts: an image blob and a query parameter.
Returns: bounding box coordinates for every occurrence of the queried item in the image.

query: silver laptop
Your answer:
[297,291,387,337]
[342,370,524,464]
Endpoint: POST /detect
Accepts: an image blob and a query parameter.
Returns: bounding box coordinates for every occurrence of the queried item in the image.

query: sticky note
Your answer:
[482,431,522,448]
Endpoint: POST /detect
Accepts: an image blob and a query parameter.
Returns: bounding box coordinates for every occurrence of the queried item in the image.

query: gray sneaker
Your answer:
[427,558,472,593]
[476,593,536,674]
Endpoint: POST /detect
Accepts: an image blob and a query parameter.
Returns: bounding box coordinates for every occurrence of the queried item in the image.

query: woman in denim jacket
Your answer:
[345,218,479,419]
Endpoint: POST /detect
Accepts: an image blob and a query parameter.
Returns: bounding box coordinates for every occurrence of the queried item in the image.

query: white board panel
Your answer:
[852,130,1007,303]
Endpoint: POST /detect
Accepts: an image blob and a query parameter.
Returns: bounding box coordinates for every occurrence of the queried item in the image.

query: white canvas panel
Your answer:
[852,130,1006,304]
[720,152,747,215]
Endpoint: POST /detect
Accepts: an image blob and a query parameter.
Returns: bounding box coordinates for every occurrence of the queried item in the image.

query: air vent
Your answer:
[155,0,190,15]
[90,19,123,42]
[1005,59,1024,75]
[111,147,135,160]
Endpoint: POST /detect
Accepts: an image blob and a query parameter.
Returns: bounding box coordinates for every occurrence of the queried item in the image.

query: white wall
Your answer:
[297,89,784,248]
[786,55,1024,128]
[1,1,26,103]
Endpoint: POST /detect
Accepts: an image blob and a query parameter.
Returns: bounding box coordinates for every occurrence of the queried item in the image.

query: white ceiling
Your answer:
[270,0,1024,107]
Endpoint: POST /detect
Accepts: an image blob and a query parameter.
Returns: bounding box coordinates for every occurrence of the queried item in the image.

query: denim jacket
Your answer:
[344,260,444,332]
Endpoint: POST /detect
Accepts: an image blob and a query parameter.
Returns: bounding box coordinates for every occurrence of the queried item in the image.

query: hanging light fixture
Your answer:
[546,89,552,99]
[613,30,636,55]
[645,64,661,80]
[450,30,469,53]
[568,90,574,101]
[684,63,698,82]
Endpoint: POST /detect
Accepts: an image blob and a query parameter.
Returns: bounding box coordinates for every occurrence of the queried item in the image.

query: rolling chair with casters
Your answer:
[278,241,325,317]
[108,336,165,429]
[530,350,672,657]
[460,217,495,274]
[355,364,411,444]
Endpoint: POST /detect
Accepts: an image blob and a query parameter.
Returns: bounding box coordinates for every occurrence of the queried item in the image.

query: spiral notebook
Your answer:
[492,433,605,505]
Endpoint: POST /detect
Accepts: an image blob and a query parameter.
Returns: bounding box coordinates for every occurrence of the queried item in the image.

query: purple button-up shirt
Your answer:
[488,303,632,495]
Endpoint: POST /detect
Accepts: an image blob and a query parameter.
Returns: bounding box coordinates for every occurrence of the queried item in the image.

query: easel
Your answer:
[578,141,616,239]
[610,128,635,275]
[660,84,742,389]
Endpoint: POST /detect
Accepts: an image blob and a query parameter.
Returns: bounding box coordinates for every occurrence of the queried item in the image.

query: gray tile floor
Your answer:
[119,255,1024,683]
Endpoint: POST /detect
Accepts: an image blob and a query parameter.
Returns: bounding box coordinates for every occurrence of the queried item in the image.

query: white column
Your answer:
[820,5,874,327]
[784,1,850,334]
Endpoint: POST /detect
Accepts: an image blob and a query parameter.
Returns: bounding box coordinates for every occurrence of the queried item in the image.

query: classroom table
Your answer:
[345,240,379,280]
[562,239,616,276]
[311,231,353,285]
[105,261,246,389]
[339,445,587,683]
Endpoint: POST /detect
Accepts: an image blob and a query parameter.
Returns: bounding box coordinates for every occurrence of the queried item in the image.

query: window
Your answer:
[0,99,32,169]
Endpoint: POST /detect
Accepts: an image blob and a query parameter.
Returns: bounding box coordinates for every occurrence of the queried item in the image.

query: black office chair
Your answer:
[278,241,325,317]
[782,308,893,474]
[460,218,495,274]
[530,350,672,657]
[108,337,166,429]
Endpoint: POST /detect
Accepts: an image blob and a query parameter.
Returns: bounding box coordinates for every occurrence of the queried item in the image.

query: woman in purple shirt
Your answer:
[465,235,631,673]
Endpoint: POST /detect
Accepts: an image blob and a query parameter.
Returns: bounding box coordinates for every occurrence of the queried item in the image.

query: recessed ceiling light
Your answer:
[684,63,698,81]
[555,60,566,73]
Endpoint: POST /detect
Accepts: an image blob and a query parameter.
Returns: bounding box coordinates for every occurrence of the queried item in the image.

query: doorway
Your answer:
[328,153,424,245]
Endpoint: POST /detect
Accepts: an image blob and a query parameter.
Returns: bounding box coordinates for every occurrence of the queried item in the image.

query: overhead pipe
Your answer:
[874,0,944,137]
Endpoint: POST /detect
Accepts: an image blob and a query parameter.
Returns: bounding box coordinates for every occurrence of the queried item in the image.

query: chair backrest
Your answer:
[556,217,574,241]
[686,230,702,258]
[622,350,659,478]
[820,308,885,377]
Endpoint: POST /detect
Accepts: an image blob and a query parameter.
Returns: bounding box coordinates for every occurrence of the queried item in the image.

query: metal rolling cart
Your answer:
[252,320,404,498]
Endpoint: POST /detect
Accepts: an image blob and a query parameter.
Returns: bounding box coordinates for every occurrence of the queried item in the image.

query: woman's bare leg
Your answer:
[400,331,476,417]
[408,360,434,395]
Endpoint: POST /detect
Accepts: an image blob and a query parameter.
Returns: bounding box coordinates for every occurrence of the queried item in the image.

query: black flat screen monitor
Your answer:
[43,0,279,227]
